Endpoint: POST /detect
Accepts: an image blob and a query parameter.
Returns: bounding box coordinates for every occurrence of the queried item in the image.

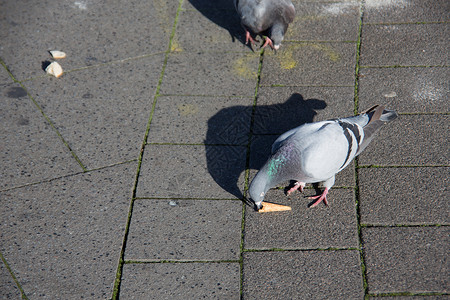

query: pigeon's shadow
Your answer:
[205,93,327,200]
[187,0,248,47]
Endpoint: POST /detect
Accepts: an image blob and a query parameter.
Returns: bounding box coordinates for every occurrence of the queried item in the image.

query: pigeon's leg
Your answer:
[309,176,334,207]
[261,37,274,49]
[246,30,257,45]
[287,181,305,195]
[308,188,329,207]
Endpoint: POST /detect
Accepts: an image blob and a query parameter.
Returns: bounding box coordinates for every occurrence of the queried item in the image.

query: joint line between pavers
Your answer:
[243,247,359,253]
[360,224,449,228]
[364,21,449,26]
[360,65,450,69]
[353,2,370,299]
[0,57,19,83]
[240,46,266,299]
[111,1,186,299]
[133,197,242,201]
[14,82,88,172]
[124,259,241,264]
[0,251,29,300]
[368,291,449,297]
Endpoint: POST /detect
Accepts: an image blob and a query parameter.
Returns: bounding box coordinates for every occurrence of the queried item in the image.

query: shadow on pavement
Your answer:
[188,0,247,47]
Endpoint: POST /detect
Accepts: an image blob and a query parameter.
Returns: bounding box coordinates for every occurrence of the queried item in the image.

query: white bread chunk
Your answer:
[45,61,63,78]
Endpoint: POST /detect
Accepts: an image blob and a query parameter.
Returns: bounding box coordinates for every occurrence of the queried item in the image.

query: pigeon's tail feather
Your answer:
[379,109,398,122]
[356,105,398,156]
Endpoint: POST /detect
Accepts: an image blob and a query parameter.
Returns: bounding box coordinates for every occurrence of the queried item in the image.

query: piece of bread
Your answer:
[45,61,63,78]
[49,50,66,59]
[258,202,291,213]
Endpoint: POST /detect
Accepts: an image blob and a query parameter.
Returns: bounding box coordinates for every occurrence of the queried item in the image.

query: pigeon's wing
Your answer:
[283,1,296,24]
[271,121,332,154]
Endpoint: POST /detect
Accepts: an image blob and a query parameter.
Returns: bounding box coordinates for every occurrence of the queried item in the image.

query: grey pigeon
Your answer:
[234,0,295,50]
[248,105,398,210]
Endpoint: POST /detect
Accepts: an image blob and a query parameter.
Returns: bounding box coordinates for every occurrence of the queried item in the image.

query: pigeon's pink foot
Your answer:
[308,188,329,208]
[245,30,256,45]
[262,37,275,49]
[287,181,305,195]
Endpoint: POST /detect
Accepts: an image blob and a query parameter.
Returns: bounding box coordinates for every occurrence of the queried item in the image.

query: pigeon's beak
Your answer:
[254,202,263,211]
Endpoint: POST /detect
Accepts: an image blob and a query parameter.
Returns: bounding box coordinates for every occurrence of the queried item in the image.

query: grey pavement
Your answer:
[0,0,448,299]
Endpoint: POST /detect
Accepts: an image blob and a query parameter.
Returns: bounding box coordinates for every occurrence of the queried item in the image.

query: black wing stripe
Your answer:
[339,123,353,169]
[338,121,363,169]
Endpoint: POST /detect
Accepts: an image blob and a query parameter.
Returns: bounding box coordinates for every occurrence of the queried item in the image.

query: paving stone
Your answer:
[120,262,240,299]
[1,83,82,190]
[358,114,449,166]
[288,1,360,41]
[254,86,354,135]
[0,64,12,84]
[174,8,245,52]
[260,42,356,86]
[125,199,242,260]
[364,0,449,23]
[362,227,449,294]
[149,96,253,144]
[0,0,177,80]
[359,67,450,113]
[359,167,449,225]
[0,162,136,299]
[249,135,355,189]
[23,55,165,170]
[136,144,247,199]
[370,296,448,300]
[244,188,358,249]
[360,24,449,66]
[242,250,364,299]
[0,260,21,300]
[160,51,260,97]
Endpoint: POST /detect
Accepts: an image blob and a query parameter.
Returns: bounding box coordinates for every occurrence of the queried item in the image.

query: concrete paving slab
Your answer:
[242,250,364,299]
[0,0,177,80]
[358,114,449,166]
[136,144,247,199]
[288,1,360,41]
[0,162,136,299]
[254,86,354,135]
[120,262,240,299]
[1,83,82,190]
[364,0,449,23]
[175,8,245,52]
[0,260,21,300]
[0,64,12,84]
[23,55,165,170]
[260,42,356,86]
[370,296,448,300]
[125,199,242,261]
[160,51,260,97]
[359,67,450,113]
[359,167,449,225]
[148,96,253,144]
[244,188,358,249]
[362,227,449,294]
[360,24,449,66]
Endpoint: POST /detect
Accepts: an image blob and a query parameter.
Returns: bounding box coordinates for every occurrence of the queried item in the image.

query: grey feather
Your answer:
[248,105,398,209]
[235,0,295,48]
